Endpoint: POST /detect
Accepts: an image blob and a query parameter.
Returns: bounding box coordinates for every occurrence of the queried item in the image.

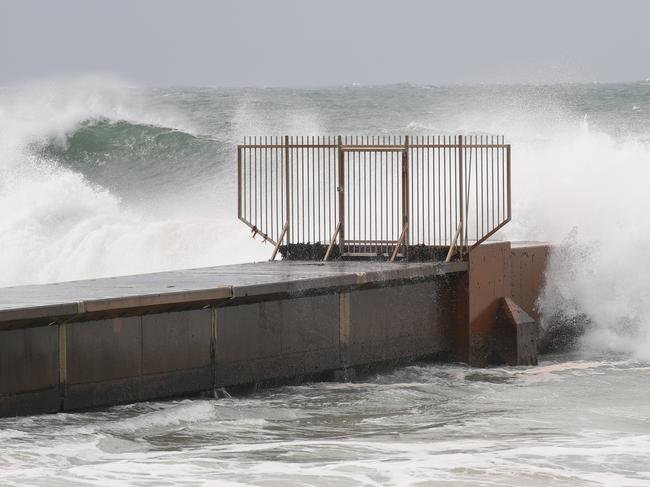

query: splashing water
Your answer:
[2,77,649,359]
[2,78,650,485]
[0,77,269,285]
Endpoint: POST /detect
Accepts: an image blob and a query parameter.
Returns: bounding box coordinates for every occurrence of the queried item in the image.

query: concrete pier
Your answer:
[0,242,548,418]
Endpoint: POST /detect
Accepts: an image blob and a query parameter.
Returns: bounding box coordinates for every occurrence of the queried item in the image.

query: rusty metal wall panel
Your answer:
[347,280,453,366]
[215,294,339,386]
[467,242,511,366]
[0,326,58,395]
[66,317,142,385]
[141,309,212,375]
[510,245,550,320]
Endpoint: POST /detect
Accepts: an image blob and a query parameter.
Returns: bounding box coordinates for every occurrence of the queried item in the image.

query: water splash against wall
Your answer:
[1,77,649,359]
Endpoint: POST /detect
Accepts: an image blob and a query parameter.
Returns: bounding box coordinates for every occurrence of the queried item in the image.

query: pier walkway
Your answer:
[0,261,466,327]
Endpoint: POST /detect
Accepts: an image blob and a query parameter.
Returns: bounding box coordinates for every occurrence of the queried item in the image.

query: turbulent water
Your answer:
[1,77,650,485]
[2,355,650,486]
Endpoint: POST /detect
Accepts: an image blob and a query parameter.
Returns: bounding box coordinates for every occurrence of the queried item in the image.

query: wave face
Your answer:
[1,77,649,359]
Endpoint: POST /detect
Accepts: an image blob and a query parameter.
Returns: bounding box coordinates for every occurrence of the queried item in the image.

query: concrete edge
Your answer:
[0,287,233,330]
[231,261,468,298]
[0,262,468,330]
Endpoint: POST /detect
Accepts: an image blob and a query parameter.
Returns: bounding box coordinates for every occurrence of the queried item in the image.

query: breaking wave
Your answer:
[1,76,649,362]
[0,76,266,286]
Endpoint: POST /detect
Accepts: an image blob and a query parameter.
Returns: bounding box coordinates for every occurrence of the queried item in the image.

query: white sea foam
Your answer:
[0,76,268,286]
[1,77,649,363]
[505,122,650,361]
[409,99,650,361]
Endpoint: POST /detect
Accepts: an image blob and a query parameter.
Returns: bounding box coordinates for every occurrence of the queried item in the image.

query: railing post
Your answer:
[458,135,464,259]
[402,135,410,258]
[506,144,511,221]
[284,135,291,245]
[237,144,242,220]
[337,135,345,256]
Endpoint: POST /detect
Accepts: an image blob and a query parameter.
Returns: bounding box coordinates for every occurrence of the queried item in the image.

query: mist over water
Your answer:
[1,77,650,484]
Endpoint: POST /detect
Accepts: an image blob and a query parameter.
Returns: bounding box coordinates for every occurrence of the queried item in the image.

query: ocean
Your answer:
[1,77,649,485]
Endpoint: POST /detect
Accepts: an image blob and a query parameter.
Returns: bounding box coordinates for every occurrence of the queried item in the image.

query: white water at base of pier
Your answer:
[1,353,649,486]
[1,78,650,485]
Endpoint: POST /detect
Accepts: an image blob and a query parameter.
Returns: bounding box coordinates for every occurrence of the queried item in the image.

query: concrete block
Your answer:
[0,327,58,395]
[66,317,142,385]
[139,368,212,400]
[0,326,60,416]
[216,302,283,363]
[65,377,141,411]
[483,298,538,366]
[141,309,212,375]
[280,294,339,354]
[503,297,538,365]
[0,388,60,417]
[216,295,339,385]
[347,281,451,366]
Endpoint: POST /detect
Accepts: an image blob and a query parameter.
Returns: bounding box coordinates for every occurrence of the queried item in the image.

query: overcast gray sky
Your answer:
[1,0,648,86]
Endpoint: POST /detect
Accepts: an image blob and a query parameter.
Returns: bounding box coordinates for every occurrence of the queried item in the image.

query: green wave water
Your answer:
[1,77,650,485]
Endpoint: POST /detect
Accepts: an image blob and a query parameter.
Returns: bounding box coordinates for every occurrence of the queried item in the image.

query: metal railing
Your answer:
[237,135,510,261]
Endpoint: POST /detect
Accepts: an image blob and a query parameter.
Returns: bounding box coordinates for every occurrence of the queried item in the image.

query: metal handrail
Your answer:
[237,135,511,260]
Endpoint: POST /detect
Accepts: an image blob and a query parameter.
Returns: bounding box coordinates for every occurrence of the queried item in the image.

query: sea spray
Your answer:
[1,78,649,360]
[505,125,650,360]
[0,77,267,285]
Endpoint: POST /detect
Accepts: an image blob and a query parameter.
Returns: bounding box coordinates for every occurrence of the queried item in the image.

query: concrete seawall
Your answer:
[0,242,548,417]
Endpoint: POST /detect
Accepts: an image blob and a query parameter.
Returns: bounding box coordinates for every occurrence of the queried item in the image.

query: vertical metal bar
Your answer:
[237,145,242,219]
[248,141,251,227]
[347,139,351,253]
[360,137,364,253]
[302,136,307,242]
[253,137,257,227]
[506,144,512,219]
[312,136,316,242]
[283,135,290,245]
[388,137,394,250]
[427,136,431,246]
[476,135,485,240]
[374,136,377,253]
[496,136,500,224]
[264,136,268,240]
[351,139,354,253]
[317,137,321,242]
[437,136,441,247]
[384,136,388,255]
[243,138,247,222]
[458,135,464,258]
[275,137,279,240]
[421,140,425,245]
[502,136,506,223]
[402,135,410,255]
[337,135,345,255]
[491,135,495,230]
[328,137,331,241]
[308,136,313,243]
[453,136,457,249]
[443,136,447,246]
[474,136,478,244]
[413,138,417,246]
